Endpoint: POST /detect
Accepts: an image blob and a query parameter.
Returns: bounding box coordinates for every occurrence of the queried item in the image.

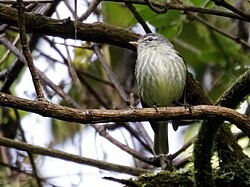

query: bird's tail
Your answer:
[153,121,168,155]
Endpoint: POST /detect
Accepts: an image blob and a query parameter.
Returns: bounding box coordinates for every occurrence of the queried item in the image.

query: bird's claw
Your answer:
[184,103,193,114]
[153,104,159,112]
[174,101,193,114]
[127,93,136,109]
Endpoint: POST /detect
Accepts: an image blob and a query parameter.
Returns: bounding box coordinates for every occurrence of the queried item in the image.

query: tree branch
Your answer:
[0,92,249,136]
[0,4,140,50]
[217,69,250,108]
[93,44,129,104]
[210,0,250,19]
[0,136,150,176]
[193,69,250,186]
[102,0,249,21]
[188,13,250,49]
[16,0,45,100]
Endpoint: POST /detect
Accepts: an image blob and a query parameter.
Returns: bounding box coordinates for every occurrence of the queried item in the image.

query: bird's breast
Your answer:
[135,47,186,106]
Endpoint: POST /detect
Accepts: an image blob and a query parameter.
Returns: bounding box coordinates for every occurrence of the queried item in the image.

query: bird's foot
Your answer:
[127,93,136,109]
[185,103,193,114]
[174,101,193,114]
[153,104,159,112]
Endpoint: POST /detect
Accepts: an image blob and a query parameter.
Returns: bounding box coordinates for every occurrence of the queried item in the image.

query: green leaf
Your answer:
[102,2,133,27]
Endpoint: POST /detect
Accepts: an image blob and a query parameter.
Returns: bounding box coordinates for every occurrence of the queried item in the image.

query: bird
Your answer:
[129,33,187,155]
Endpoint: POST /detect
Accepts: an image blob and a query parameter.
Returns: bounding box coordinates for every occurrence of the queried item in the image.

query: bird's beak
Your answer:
[129,41,139,47]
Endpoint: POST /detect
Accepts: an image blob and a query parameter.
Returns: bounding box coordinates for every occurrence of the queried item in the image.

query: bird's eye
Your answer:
[148,37,153,41]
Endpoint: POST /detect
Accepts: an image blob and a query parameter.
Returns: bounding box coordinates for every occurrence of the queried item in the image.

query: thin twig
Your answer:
[92,124,156,165]
[36,68,81,108]
[173,156,190,168]
[64,39,85,97]
[0,35,80,108]
[42,36,68,63]
[188,13,250,50]
[102,0,249,21]
[79,0,101,21]
[136,122,154,148]
[62,0,75,16]
[210,0,250,20]
[0,34,19,65]
[169,136,196,160]
[93,44,129,104]
[125,3,152,33]
[0,0,53,3]
[122,122,153,154]
[17,0,45,100]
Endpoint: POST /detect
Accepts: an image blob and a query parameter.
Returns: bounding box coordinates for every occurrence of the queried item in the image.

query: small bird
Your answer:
[129,33,187,155]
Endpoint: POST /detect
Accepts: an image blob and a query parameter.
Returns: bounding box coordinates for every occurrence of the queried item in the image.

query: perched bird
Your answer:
[129,33,187,155]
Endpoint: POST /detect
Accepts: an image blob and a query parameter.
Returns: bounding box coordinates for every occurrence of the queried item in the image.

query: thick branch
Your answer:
[217,69,250,108]
[0,92,249,136]
[0,4,139,50]
[193,69,250,186]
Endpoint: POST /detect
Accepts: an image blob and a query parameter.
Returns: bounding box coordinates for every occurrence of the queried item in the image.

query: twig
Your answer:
[169,136,196,160]
[102,0,249,21]
[0,69,8,80]
[125,3,152,33]
[37,69,81,108]
[62,0,75,16]
[0,136,150,176]
[173,156,190,169]
[188,13,250,49]
[42,36,68,63]
[16,0,45,100]
[64,39,85,97]
[0,35,80,108]
[79,69,134,94]
[210,0,250,20]
[79,0,101,21]
[93,44,129,104]
[0,34,19,65]
[122,122,153,154]
[103,176,140,186]
[0,0,53,3]
[93,124,155,165]
[136,122,154,148]
[0,59,24,92]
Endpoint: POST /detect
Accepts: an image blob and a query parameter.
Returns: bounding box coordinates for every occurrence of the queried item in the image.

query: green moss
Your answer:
[214,158,250,187]
[137,169,193,187]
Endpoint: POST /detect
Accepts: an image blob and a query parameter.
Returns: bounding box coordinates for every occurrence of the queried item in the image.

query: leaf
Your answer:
[101,2,133,27]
